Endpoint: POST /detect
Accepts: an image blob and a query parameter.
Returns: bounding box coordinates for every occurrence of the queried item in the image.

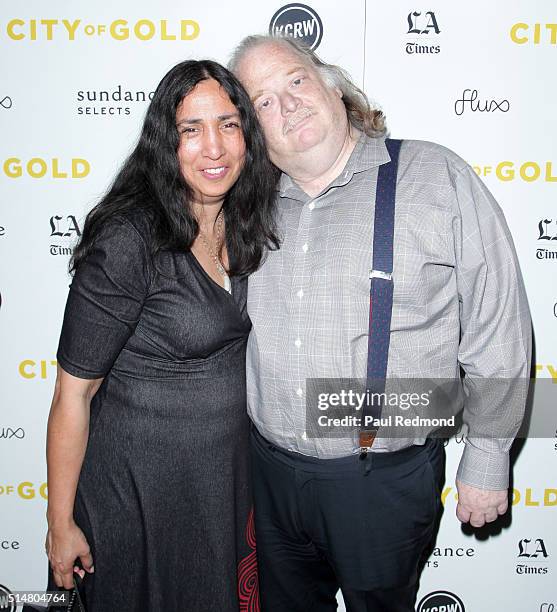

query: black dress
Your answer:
[54,215,258,611]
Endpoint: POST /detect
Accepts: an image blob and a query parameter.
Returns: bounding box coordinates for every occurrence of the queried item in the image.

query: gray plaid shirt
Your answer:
[246,135,531,489]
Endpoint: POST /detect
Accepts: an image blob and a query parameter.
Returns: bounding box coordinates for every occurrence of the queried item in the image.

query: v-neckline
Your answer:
[188,250,234,297]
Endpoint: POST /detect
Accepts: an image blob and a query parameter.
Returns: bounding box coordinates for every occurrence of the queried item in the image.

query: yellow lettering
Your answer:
[41,19,57,40]
[72,158,90,178]
[30,19,37,41]
[4,158,22,178]
[496,161,514,181]
[40,483,48,500]
[533,23,540,44]
[28,158,47,178]
[544,489,557,506]
[110,19,129,40]
[520,162,540,182]
[547,24,557,45]
[52,158,67,179]
[62,19,80,40]
[441,487,452,506]
[535,364,543,377]
[135,19,155,40]
[160,20,176,40]
[7,19,25,40]
[525,488,540,506]
[548,365,557,382]
[546,162,557,182]
[40,360,47,379]
[18,482,35,500]
[512,488,520,505]
[510,23,528,44]
[181,20,200,40]
[19,360,35,379]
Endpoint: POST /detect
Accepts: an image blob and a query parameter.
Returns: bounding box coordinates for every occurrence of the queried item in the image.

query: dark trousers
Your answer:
[250,427,445,612]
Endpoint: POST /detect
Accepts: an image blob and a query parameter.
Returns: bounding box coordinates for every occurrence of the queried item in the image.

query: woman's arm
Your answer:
[45,366,102,588]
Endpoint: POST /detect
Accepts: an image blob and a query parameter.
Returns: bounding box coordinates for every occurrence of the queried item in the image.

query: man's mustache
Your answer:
[284,107,314,134]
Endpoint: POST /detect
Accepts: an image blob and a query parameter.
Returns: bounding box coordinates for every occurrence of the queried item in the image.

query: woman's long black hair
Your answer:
[71,59,280,276]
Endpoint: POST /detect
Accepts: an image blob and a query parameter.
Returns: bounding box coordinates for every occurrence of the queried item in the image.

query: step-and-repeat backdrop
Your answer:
[0,1,555,610]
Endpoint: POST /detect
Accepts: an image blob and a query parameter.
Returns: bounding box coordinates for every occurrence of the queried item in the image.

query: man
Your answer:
[230,35,531,611]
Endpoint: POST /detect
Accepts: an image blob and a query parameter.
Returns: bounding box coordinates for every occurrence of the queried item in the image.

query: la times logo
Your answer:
[537,219,557,262]
[516,538,549,575]
[50,214,81,256]
[405,10,441,55]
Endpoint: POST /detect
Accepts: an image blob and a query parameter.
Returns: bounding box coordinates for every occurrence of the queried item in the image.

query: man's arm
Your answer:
[451,162,532,526]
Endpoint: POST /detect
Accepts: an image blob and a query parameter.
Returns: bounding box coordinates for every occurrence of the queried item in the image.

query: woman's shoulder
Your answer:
[101,208,155,250]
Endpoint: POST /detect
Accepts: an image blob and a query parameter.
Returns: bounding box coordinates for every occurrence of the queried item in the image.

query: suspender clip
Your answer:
[359,429,378,458]
[369,269,393,281]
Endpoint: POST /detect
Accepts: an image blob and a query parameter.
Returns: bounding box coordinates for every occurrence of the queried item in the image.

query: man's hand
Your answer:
[455,480,508,527]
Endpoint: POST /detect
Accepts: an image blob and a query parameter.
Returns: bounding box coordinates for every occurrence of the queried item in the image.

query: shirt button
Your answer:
[308,202,315,211]
[294,338,301,348]
[296,387,303,396]
[297,289,304,298]
[302,243,308,253]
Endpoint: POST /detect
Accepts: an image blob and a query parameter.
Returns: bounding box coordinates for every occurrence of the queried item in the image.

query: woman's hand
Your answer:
[46,520,94,589]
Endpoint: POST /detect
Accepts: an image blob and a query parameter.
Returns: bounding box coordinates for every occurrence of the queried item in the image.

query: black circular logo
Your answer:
[269,3,323,50]
[0,584,16,612]
[418,591,465,612]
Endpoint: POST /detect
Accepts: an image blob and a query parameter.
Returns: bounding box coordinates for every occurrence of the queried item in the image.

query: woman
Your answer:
[45,60,279,611]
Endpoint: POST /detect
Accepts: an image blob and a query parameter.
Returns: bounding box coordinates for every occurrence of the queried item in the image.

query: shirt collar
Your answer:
[277,133,391,199]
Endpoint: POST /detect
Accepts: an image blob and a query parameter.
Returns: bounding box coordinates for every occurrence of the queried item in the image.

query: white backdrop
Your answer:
[0,1,555,611]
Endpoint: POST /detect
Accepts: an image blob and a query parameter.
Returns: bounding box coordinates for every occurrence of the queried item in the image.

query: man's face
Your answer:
[235,42,347,169]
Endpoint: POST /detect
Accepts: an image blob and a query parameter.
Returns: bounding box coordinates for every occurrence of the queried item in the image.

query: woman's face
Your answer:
[176,78,246,207]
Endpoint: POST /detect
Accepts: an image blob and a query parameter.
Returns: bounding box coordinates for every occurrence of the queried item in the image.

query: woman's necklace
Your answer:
[197,209,231,293]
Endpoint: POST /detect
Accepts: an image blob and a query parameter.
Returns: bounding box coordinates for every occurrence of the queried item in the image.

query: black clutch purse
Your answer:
[22,568,87,612]
[67,572,87,612]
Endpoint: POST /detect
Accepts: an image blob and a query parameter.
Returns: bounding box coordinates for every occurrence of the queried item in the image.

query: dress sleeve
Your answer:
[56,218,151,379]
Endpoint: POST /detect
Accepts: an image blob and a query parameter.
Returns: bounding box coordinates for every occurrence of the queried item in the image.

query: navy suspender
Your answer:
[359,138,402,455]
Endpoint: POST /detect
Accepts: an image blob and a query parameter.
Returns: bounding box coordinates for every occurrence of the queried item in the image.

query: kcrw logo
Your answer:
[417,590,465,612]
[269,4,323,50]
